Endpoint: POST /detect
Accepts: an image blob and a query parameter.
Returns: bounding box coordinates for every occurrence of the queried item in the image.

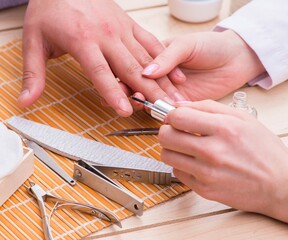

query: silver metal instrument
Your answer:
[6,116,180,216]
[131,96,175,122]
[74,160,144,216]
[105,127,159,136]
[94,164,180,185]
[6,116,175,177]
[24,139,76,186]
[25,181,121,240]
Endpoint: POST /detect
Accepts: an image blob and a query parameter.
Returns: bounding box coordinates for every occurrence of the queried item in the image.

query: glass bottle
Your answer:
[229,91,257,117]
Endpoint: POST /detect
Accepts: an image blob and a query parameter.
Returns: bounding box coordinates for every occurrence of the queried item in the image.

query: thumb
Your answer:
[18,36,46,108]
[141,39,191,79]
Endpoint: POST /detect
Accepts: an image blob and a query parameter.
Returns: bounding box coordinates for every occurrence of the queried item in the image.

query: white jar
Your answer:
[168,0,223,23]
[230,0,251,14]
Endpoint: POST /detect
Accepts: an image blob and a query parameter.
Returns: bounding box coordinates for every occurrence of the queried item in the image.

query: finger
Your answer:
[159,124,211,158]
[175,99,251,120]
[141,39,193,79]
[100,81,131,107]
[173,169,197,190]
[156,76,186,101]
[173,168,221,202]
[161,148,212,181]
[161,38,175,48]
[117,83,145,111]
[166,106,222,136]
[72,43,133,117]
[18,34,47,107]
[132,24,186,83]
[118,81,133,96]
[121,37,186,100]
[131,92,146,111]
[103,41,170,103]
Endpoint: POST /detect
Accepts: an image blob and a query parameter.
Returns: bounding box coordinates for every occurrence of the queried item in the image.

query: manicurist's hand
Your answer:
[142,30,266,101]
[159,100,288,223]
[19,0,185,116]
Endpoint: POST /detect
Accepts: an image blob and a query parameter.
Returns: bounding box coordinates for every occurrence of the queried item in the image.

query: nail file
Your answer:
[6,116,173,174]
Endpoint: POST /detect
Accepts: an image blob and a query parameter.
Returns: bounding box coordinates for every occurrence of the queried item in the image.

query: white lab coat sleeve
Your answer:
[214,0,288,89]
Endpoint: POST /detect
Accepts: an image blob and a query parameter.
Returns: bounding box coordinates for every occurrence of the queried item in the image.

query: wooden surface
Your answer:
[0,1,288,239]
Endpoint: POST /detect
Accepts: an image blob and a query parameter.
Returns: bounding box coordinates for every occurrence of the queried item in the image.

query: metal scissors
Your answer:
[25,181,121,240]
[105,127,159,136]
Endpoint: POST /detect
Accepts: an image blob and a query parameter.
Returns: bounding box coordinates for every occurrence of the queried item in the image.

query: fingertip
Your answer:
[168,68,187,84]
[17,84,44,108]
[17,89,31,108]
[131,92,145,111]
[142,63,159,77]
[116,97,133,117]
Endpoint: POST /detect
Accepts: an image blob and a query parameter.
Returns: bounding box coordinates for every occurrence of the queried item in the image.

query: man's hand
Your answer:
[19,0,185,116]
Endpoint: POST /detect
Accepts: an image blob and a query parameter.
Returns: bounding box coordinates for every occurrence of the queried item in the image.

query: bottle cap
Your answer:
[168,0,223,23]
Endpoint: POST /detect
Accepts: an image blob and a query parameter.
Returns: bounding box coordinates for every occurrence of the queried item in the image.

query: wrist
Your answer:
[224,30,266,82]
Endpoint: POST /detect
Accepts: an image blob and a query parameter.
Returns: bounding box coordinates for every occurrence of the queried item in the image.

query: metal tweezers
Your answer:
[105,127,159,136]
[25,181,121,240]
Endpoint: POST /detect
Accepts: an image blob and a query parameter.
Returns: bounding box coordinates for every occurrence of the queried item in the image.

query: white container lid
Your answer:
[168,0,223,23]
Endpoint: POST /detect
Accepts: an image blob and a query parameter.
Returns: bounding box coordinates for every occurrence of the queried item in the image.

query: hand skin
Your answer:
[141,30,266,101]
[158,100,288,223]
[18,0,186,117]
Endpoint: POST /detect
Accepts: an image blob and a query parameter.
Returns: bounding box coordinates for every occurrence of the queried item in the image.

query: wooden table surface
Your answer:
[1,1,288,239]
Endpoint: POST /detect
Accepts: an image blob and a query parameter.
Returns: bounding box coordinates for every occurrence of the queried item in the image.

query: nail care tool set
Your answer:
[5,99,177,239]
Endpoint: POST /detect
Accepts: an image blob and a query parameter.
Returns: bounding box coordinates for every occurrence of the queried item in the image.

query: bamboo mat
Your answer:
[0,40,190,240]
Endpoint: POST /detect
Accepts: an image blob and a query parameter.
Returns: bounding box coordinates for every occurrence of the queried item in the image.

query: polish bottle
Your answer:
[168,0,223,23]
[229,91,257,117]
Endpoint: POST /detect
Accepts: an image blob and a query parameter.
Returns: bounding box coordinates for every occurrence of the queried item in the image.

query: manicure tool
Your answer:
[131,96,175,122]
[23,139,76,186]
[105,97,174,136]
[6,116,180,215]
[25,181,121,240]
[6,116,175,177]
[74,160,144,215]
[91,163,179,185]
[105,127,159,136]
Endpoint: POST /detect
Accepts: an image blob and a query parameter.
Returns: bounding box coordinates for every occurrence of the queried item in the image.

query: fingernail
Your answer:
[175,68,186,79]
[163,115,169,124]
[100,98,109,107]
[118,98,131,113]
[142,64,159,76]
[173,92,186,101]
[176,100,193,104]
[163,96,175,105]
[18,89,30,100]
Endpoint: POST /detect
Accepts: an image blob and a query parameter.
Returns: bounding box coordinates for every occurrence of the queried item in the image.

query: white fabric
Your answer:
[0,123,23,179]
[215,0,288,89]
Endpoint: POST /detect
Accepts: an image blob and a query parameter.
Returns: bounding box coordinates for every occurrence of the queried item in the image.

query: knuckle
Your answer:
[203,144,226,166]
[156,54,169,64]
[200,167,218,184]
[220,120,242,138]
[89,63,109,75]
[99,21,115,38]
[126,62,142,75]
[141,31,161,46]
[170,108,184,124]
[139,53,153,67]
[197,183,215,200]
[23,70,37,82]
[71,25,93,42]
